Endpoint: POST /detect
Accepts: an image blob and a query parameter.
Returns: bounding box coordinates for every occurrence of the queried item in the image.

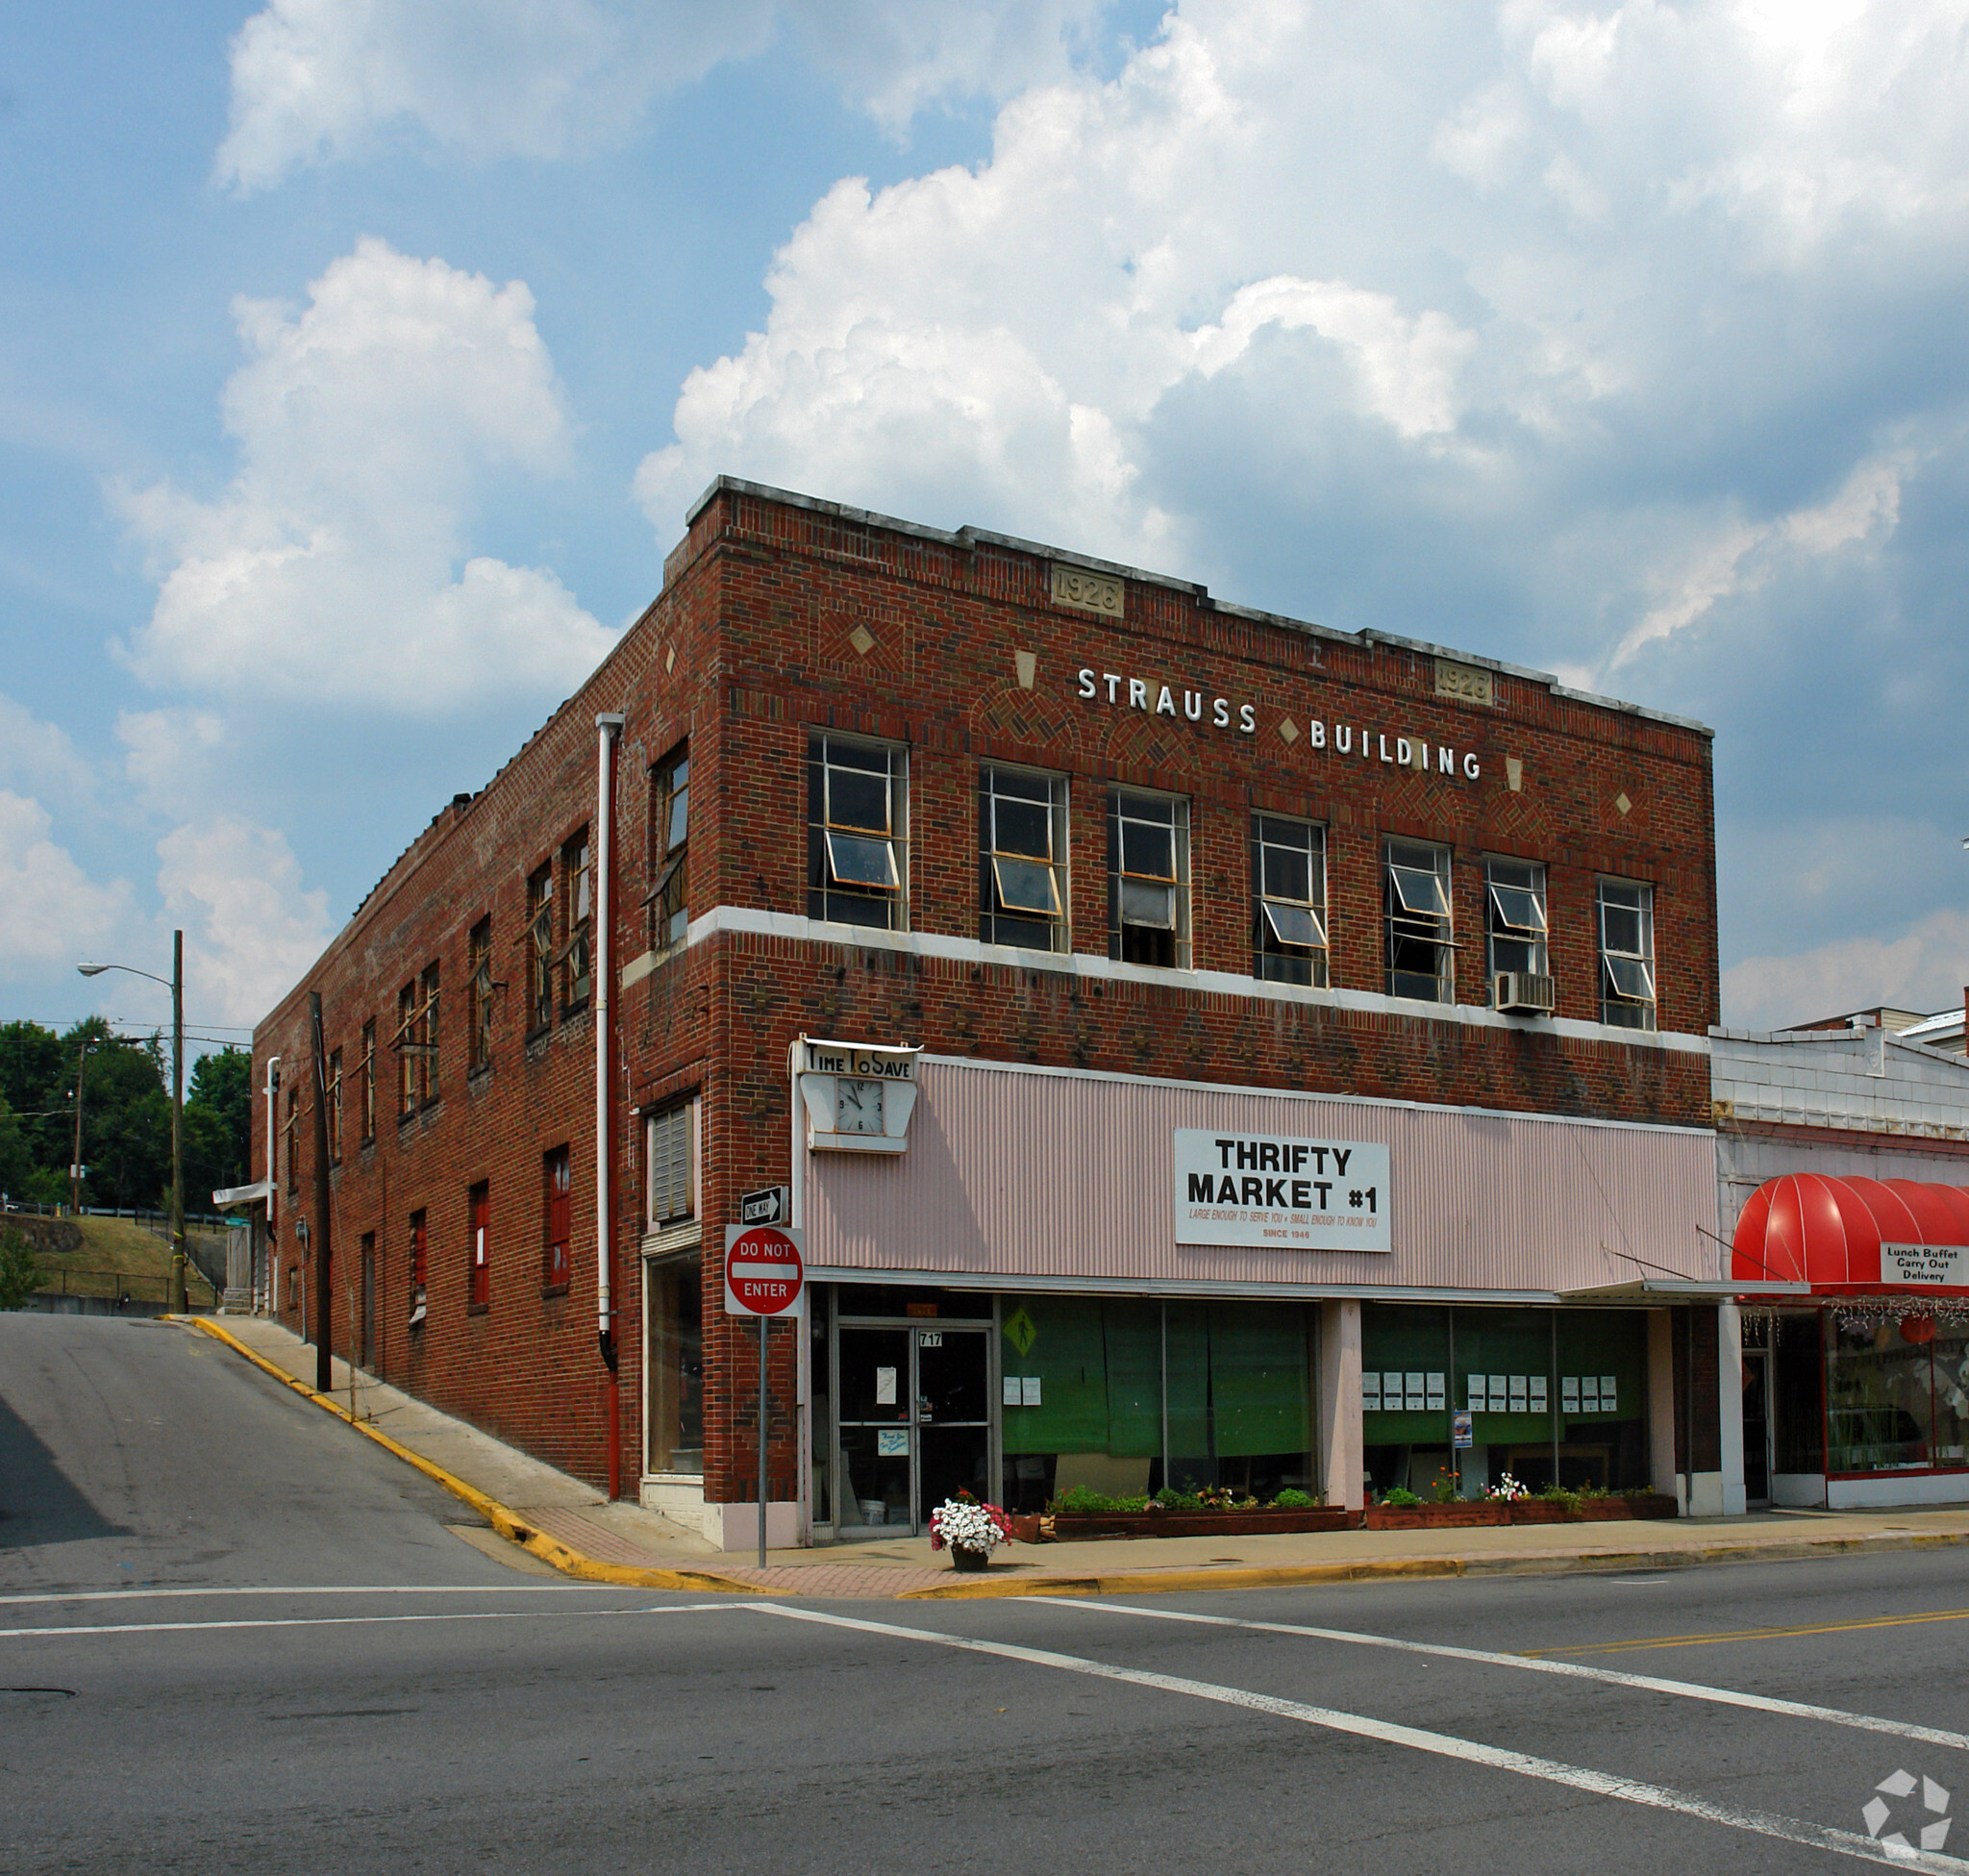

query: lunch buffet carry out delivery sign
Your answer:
[1173,1129,1392,1252]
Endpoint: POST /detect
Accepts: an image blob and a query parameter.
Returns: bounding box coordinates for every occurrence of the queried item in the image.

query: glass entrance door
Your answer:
[837,1327,913,1534]
[1742,1347,1771,1504]
[915,1329,989,1525]
[835,1324,992,1538]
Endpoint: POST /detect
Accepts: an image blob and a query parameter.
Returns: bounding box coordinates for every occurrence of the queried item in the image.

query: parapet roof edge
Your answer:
[686,474,1713,739]
[1709,1023,1969,1073]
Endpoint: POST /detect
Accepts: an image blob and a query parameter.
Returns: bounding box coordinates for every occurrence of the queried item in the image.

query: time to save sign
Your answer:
[724,1225,805,1315]
[1173,1128,1391,1252]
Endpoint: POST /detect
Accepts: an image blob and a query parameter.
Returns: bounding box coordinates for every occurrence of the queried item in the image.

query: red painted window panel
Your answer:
[468,1183,490,1310]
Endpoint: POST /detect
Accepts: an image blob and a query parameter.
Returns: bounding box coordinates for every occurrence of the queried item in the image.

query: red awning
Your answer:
[1732,1174,1969,1295]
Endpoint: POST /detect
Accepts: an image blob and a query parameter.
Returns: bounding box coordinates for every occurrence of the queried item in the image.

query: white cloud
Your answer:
[216,0,1112,192]
[0,692,94,803]
[1724,905,1969,1032]
[118,238,615,713]
[117,709,228,820]
[157,816,333,1029]
[0,791,133,968]
[1605,449,1909,673]
[632,0,1969,630]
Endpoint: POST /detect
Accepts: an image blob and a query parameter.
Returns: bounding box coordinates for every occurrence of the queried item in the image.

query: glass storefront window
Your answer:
[1361,1303,1650,1496]
[1826,1314,1969,1474]
[646,1256,703,1474]
[997,1295,1314,1512]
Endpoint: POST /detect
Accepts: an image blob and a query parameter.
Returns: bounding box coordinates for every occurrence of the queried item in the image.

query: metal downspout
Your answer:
[595,712,626,1497]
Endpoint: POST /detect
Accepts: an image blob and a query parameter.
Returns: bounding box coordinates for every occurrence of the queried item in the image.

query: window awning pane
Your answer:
[1390,865,1448,918]
[1120,821,1174,880]
[1261,845,1310,902]
[827,767,891,835]
[826,830,899,889]
[993,797,1052,861]
[1488,883,1546,935]
[1261,900,1326,949]
[993,856,1059,916]
[1604,953,1656,1001]
[1119,878,1176,929]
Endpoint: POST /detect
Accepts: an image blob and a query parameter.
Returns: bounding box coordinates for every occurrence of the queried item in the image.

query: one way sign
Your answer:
[739,1185,788,1227]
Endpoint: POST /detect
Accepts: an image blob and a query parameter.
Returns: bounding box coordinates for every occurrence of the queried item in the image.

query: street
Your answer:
[8,1313,1969,1874]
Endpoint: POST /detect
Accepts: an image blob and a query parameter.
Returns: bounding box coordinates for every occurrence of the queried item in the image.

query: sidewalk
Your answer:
[196,1316,1969,1601]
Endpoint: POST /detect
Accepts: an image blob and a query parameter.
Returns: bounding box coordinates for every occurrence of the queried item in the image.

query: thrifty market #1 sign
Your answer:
[1173,1129,1391,1252]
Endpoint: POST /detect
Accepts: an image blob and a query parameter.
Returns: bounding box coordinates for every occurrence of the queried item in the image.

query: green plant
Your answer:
[1429,1467,1459,1504]
[1383,1486,1422,1508]
[1538,1483,1583,1513]
[1049,1487,1150,1514]
[0,1227,40,1312]
[1153,1488,1201,1510]
[1272,1488,1315,1510]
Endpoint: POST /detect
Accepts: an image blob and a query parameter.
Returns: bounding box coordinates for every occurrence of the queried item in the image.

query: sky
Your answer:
[4,0,1967,1051]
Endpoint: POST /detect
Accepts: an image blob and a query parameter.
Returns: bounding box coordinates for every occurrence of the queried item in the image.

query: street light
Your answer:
[77,931,186,1313]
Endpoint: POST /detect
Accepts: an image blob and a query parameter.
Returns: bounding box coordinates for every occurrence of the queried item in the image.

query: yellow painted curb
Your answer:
[192,1316,760,1596]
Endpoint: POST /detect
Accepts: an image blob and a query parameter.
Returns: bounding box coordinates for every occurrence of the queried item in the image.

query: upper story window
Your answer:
[1109,788,1190,968]
[808,734,907,930]
[1598,878,1657,1030]
[526,863,553,1034]
[1385,838,1454,1003]
[360,1020,376,1145]
[326,1047,342,1165]
[979,766,1067,952]
[1485,857,1549,1002]
[542,1145,571,1290]
[647,1100,696,1231]
[650,747,689,952]
[468,919,493,1074]
[561,831,592,1012]
[395,981,418,1116]
[419,961,440,1102]
[1251,814,1328,988]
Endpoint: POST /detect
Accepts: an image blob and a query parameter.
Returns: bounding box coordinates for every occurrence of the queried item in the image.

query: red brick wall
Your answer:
[255,479,1719,1505]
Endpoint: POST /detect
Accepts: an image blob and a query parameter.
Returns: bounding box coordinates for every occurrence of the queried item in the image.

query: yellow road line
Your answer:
[1524,1606,1969,1657]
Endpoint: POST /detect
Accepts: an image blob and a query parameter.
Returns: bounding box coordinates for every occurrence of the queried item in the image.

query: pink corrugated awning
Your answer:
[1732,1173,1969,1295]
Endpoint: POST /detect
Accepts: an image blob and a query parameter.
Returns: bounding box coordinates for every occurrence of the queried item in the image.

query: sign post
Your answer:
[724,1225,805,1566]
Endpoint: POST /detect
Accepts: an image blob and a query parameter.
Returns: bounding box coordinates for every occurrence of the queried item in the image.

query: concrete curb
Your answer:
[189,1320,1969,1604]
[900,1529,1969,1599]
[191,1316,761,1597]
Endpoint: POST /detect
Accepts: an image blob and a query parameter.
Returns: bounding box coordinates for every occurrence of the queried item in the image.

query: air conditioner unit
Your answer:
[1493,971,1556,1013]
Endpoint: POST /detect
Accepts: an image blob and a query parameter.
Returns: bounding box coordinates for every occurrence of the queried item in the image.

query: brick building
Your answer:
[247,477,1740,1545]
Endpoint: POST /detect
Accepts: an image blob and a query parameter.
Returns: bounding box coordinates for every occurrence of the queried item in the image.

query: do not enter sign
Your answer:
[724,1225,805,1316]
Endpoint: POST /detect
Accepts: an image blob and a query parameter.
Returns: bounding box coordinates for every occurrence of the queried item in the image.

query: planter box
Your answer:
[1366,1495,1679,1530]
[1002,1513,1043,1544]
[1049,1508,1357,1540]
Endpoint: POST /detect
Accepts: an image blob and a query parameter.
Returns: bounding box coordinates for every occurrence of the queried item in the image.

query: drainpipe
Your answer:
[263,1055,281,1313]
[595,712,626,1498]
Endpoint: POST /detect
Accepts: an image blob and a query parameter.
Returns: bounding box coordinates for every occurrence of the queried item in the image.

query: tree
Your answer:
[0,1020,67,1170]
[0,1227,38,1310]
[186,1048,253,1205]
[0,1092,33,1202]
[66,1022,170,1210]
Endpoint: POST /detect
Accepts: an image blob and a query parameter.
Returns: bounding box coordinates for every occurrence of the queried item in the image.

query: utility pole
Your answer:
[168,930,187,1314]
[309,991,333,1393]
[68,1038,92,1216]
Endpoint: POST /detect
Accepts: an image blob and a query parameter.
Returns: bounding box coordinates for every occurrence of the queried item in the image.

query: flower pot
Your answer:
[949,1544,991,1572]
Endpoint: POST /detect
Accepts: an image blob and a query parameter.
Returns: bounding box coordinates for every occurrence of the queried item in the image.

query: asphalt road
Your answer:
[8,1314,1969,1874]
